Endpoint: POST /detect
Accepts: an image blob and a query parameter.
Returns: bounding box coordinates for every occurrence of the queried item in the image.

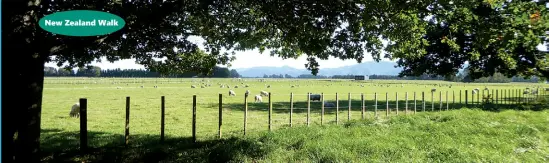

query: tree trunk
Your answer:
[4,46,46,163]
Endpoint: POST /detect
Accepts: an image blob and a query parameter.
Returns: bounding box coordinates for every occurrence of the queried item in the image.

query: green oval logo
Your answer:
[39,10,125,37]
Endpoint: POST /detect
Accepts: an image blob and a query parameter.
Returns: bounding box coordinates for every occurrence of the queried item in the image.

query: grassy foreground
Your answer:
[41,108,549,162]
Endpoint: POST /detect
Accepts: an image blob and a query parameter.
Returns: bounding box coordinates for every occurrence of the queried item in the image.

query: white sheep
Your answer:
[229,90,236,96]
[254,94,263,103]
[234,85,239,88]
[260,90,269,97]
[154,86,158,88]
[69,103,80,118]
[140,85,144,88]
[220,85,225,88]
[267,85,271,88]
[201,85,205,88]
[191,85,196,88]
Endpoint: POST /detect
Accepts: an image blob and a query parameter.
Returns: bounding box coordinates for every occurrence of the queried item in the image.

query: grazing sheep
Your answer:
[323,102,336,107]
[245,90,251,97]
[69,103,80,118]
[267,85,271,88]
[140,85,144,88]
[234,85,239,88]
[484,87,489,91]
[116,86,121,89]
[431,88,437,92]
[260,91,269,97]
[310,94,321,101]
[254,95,263,103]
[291,85,295,88]
[245,84,249,88]
[201,85,205,88]
[220,85,225,88]
[531,90,539,95]
[154,86,158,88]
[229,90,236,96]
[523,90,530,94]
[191,85,196,88]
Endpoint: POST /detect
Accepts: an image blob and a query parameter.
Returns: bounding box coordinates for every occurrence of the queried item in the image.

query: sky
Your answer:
[44,36,382,70]
[44,36,548,70]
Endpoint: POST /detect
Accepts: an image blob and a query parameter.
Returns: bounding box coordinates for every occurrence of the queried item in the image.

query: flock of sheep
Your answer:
[70,80,547,118]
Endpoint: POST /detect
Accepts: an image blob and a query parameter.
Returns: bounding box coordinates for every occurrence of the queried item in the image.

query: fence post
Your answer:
[374,92,378,118]
[361,93,365,120]
[452,90,455,109]
[160,96,165,142]
[405,92,408,115]
[414,92,416,114]
[465,90,468,106]
[395,92,399,115]
[446,91,449,111]
[422,92,425,112]
[496,90,499,105]
[268,92,272,131]
[218,94,223,138]
[386,92,389,117]
[290,92,294,127]
[439,91,442,111]
[125,96,130,146]
[79,98,88,152]
[336,93,339,124]
[244,93,248,135]
[321,93,324,125]
[307,93,311,126]
[431,91,434,111]
[348,93,351,121]
[192,95,196,142]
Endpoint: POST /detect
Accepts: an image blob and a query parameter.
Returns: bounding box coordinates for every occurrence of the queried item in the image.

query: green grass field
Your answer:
[40,77,549,162]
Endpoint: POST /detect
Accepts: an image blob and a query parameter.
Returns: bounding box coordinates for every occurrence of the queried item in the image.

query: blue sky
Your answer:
[44,36,548,70]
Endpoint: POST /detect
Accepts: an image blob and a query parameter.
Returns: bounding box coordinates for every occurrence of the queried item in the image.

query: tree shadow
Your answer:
[40,129,271,163]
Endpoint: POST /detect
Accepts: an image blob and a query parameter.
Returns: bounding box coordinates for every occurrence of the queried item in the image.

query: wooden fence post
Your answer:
[414,92,417,114]
[290,92,294,127]
[192,95,196,142]
[422,92,425,112]
[405,92,408,115]
[465,90,468,106]
[395,92,399,115]
[452,91,455,109]
[431,91,434,111]
[348,93,352,121]
[79,98,88,152]
[321,93,324,125]
[446,91,449,111]
[361,93,365,119]
[125,96,130,146]
[268,92,272,131]
[386,92,389,117]
[218,94,222,138]
[496,90,499,105]
[336,93,339,124]
[460,90,462,104]
[160,96,165,142]
[374,92,378,118]
[244,93,248,135]
[439,91,442,111]
[307,93,311,126]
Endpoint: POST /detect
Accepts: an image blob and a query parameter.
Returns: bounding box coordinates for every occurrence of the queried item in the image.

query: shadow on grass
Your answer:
[211,95,549,114]
[40,129,270,163]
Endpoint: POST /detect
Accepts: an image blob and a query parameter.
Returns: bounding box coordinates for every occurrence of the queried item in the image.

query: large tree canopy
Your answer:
[3,0,548,162]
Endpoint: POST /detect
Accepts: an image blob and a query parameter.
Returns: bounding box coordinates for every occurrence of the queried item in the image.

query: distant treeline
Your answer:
[44,66,241,78]
[258,73,542,83]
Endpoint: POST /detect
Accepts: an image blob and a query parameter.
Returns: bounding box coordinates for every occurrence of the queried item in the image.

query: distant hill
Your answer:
[235,61,403,77]
[236,61,470,77]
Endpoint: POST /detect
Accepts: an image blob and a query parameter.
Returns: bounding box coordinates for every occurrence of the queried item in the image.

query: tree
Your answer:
[392,1,549,80]
[229,69,240,78]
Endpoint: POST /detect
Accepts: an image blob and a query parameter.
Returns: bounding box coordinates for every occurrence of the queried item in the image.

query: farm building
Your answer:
[354,75,369,80]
